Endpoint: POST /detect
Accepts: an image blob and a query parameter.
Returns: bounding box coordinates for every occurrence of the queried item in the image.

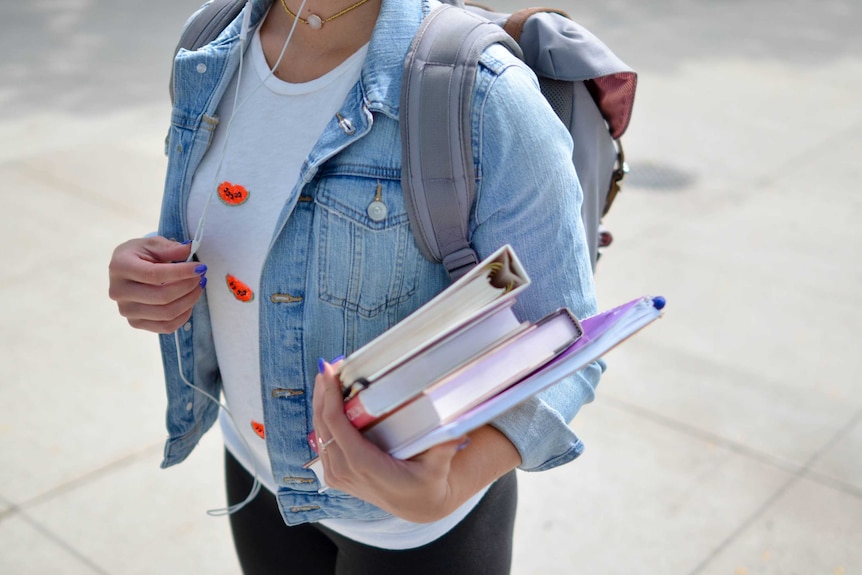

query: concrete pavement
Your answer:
[1,1,860,573]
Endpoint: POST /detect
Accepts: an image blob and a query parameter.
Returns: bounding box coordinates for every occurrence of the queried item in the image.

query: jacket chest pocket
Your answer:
[313,175,421,319]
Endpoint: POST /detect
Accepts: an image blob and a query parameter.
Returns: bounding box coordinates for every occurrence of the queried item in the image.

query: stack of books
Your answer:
[305,244,664,473]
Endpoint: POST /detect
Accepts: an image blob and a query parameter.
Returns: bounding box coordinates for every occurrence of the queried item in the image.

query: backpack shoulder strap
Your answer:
[169,0,246,103]
[400,5,521,281]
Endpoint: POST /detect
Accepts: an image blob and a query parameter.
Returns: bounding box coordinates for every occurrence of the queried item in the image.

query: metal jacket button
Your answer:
[367,201,387,221]
[336,113,355,135]
[367,182,387,221]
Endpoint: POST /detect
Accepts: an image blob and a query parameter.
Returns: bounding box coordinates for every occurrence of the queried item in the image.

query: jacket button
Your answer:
[337,114,355,135]
[270,293,302,304]
[282,476,316,485]
[367,182,386,221]
[367,200,387,221]
[271,388,305,398]
[196,63,207,73]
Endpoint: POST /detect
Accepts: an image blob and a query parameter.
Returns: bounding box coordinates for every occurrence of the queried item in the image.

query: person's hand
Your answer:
[312,360,468,523]
[108,236,207,334]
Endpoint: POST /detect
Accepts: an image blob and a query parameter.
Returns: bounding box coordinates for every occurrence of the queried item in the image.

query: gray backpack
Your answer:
[173,0,637,279]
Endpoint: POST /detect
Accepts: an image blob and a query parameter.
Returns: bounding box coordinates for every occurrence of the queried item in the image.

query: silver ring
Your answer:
[318,436,336,453]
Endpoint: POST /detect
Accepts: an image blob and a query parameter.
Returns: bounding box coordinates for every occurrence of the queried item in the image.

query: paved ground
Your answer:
[1,1,860,574]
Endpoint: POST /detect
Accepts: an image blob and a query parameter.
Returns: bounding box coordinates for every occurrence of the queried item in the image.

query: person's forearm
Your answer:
[447,425,521,506]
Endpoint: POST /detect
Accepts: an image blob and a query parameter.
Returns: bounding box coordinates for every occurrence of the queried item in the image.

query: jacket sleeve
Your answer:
[469,47,605,471]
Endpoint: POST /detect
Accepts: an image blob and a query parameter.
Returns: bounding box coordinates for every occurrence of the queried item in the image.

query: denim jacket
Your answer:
[157,0,603,525]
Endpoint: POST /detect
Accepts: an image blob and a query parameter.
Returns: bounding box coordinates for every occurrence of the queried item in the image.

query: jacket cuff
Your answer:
[490,361,602,471]
[490,396,583,471]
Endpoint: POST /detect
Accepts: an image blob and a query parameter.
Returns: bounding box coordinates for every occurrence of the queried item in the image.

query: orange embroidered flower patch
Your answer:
[251,420,265,439]
[217,181,249,205]
[226,274,254,302]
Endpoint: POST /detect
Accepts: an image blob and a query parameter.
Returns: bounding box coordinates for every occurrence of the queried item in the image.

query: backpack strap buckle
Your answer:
[442,247,480,281]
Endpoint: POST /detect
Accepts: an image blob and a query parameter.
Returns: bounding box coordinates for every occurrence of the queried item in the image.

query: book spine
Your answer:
[343,395,377,429]
[307,395,378,451]
[356,304,523,417]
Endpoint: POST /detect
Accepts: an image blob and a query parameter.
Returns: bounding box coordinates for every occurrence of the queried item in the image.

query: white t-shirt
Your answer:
[186,27,485,550]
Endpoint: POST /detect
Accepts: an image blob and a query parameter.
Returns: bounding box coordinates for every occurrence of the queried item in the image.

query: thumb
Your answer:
[141,236,194,264]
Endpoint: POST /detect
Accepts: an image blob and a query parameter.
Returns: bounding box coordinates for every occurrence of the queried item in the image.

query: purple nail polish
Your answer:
[199,276,207,289]
[456,437,471,452]
[318,358,326,374]
[194,264,207,275]
[332,355,345,363]
[181,240,193,245]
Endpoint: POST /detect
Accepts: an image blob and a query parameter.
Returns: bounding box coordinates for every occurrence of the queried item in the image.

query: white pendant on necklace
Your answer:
[307,13,323,29]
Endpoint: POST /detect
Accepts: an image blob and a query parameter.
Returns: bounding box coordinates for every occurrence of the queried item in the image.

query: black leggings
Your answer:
[225,450,517,575]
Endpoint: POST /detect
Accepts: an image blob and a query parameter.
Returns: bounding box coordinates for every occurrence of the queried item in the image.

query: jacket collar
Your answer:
[360,0,427,119]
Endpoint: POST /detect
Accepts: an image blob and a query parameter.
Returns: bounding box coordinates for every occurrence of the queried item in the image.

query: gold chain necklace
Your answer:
[279,0,372,30]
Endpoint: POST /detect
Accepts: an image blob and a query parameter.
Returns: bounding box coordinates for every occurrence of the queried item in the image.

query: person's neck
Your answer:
[259,0,381,83]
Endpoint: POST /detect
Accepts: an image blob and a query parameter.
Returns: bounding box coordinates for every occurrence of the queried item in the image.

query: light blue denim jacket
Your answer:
[158,0,603,525]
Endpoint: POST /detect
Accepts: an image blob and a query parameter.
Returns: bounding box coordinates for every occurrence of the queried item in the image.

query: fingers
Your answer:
[312,360,381,484]
[113,273,203,307]
[109,237,202,288]
[315,360,364,453]
[125,309,196,334]
[108,236,207,334]
[311,359,330,435]
[312,362,342,484]
[119,283,203,333]
[133,235,194,263]
[312,360,348,454]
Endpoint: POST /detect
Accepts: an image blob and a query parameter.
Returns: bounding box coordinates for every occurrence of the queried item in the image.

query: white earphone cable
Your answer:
[177,0,309,516]
[187,0,306,261]
[174,330,262,516]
